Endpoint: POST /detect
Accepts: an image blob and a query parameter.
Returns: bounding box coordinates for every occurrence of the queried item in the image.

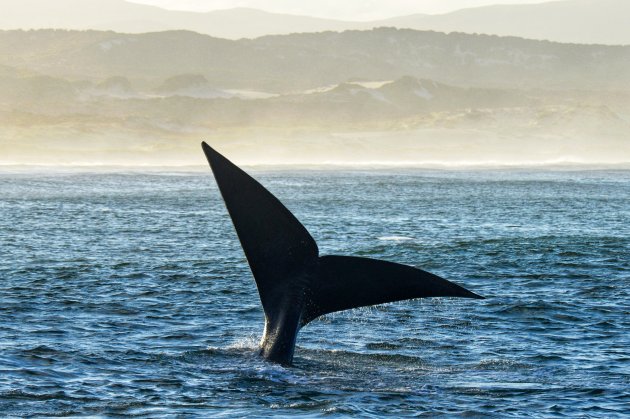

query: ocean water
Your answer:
[0,168,628,417]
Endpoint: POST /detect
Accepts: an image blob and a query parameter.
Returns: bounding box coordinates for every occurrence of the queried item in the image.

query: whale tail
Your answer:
[202,142,483,365]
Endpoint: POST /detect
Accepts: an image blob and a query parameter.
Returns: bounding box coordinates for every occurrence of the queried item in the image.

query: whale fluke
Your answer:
[202,142,483,365]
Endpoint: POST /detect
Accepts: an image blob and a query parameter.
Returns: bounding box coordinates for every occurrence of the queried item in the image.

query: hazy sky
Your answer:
[133,0,553,20]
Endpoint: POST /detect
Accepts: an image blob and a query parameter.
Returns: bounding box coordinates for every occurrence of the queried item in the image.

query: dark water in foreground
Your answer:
[0,169,628,417]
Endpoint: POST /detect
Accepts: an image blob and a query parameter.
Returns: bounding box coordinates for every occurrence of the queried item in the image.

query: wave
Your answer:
[377,236,414,242]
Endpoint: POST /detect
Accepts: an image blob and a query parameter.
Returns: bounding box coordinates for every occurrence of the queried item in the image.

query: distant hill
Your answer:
[1,0,629,45]
[2,69,628,165]
[1,25,628,166]
[0,0,358,39]
[3,70,626,135]
[380,0,630,46]
[2,28,629,92]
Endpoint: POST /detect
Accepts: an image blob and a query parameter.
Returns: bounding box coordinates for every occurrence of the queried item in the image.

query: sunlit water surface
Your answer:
[1,169,628,417]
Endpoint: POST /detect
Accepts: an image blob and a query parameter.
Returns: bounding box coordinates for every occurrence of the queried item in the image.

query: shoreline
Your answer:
[1,162,629,173]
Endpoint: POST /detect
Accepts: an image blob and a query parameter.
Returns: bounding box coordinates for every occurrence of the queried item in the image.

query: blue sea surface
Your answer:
[0,168,628,417]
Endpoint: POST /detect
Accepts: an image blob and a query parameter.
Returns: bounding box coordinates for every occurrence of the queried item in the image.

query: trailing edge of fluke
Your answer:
[201,142,484,365]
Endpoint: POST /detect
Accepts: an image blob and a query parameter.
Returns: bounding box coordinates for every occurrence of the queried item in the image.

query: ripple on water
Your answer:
[1,170,629,416]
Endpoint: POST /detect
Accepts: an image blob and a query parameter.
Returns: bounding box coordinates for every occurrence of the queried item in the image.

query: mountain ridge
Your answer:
[2,28,629,92]
[0,0,629,44]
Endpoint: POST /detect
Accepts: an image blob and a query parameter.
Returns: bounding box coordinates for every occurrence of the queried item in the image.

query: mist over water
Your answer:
[3,132,628,168]
[1,169,628,417]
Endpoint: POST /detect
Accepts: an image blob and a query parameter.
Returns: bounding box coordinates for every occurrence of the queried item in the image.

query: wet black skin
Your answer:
[202,142,483,366]
[258,269,313,364]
